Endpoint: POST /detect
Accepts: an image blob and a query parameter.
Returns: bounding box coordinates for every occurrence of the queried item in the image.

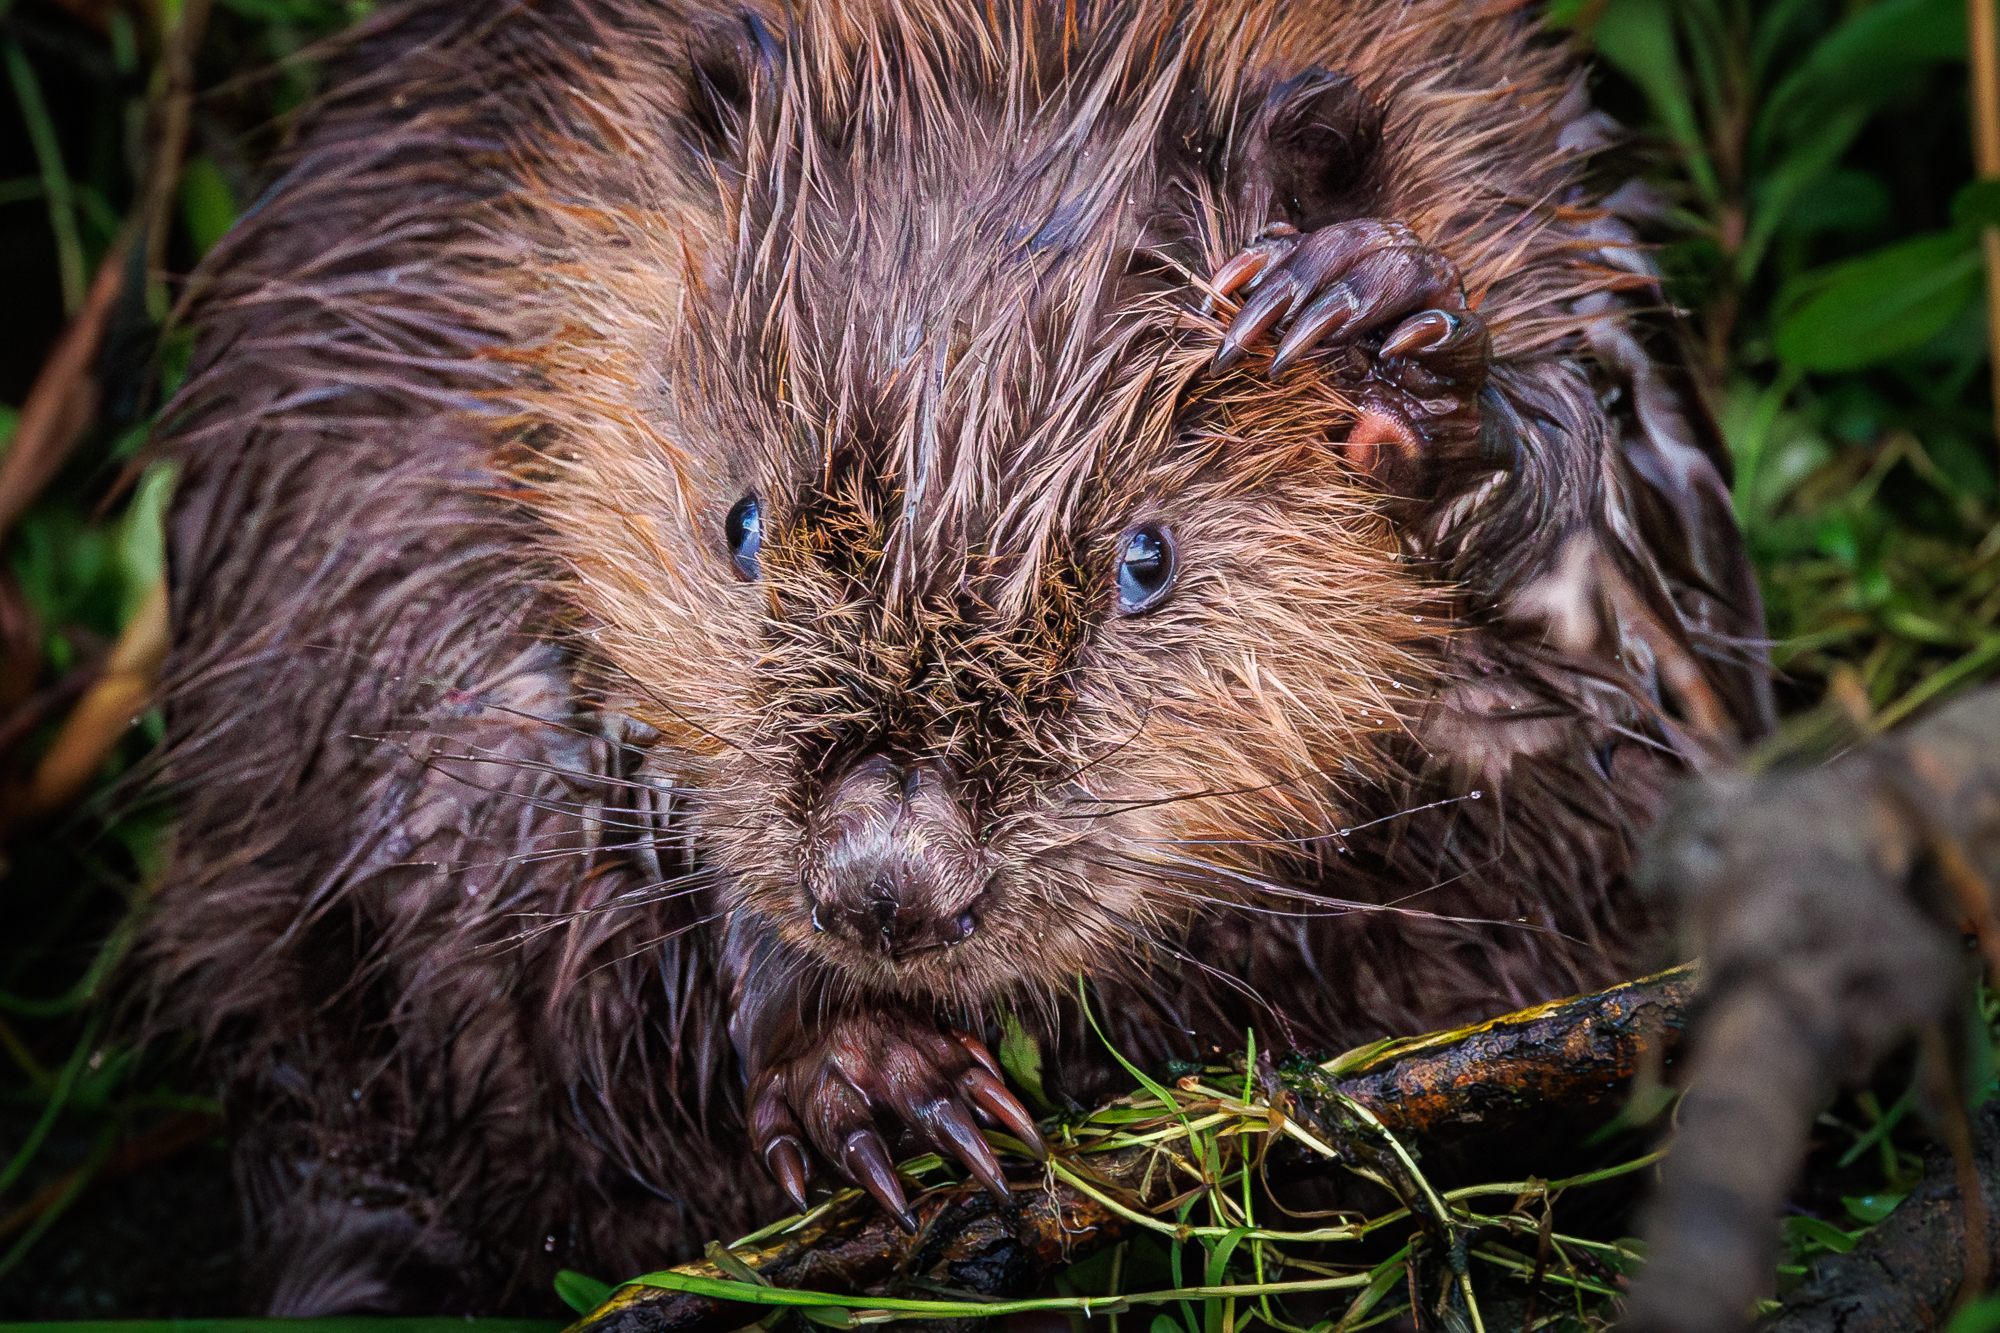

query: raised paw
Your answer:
[1210,219,1470,373]
[1208,219,1492,481]
[745,1012,1045,1231]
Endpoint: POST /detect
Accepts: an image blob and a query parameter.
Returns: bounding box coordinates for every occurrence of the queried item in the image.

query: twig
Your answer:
[1765,1100,2000,1332]
[0,655,105,763]
[1629,684,2000,1332]
[1969,0,2000,459]
[1296,965,1699,1145]
[1924,1025,1990,1312]
[142,0,212,317]
[0,242,128,543]
[3,39,84,313]
[5,578,167,831]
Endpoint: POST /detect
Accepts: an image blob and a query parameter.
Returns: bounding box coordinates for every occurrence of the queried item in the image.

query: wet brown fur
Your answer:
[141,0,1771,1312]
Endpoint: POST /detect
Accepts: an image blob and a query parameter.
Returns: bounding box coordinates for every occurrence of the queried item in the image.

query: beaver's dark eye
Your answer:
[726,495,762,580]
[1115,525,1176,613]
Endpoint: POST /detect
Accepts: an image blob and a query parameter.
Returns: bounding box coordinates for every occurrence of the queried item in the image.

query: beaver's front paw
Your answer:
[1209,219,1490,485]
[745,1013,1044,1229]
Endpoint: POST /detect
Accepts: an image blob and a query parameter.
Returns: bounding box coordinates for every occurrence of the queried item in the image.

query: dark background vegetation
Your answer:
[0,0,1996,1323]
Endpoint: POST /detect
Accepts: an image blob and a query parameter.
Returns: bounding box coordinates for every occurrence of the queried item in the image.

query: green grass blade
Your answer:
[4,39,86,314]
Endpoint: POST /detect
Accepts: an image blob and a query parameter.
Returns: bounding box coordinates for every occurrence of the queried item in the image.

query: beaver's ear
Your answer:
[1239,70,1385,231]
[684,9,783,168]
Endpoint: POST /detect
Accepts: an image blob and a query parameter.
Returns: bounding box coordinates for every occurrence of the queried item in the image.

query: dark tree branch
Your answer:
[568,967,1697,1333]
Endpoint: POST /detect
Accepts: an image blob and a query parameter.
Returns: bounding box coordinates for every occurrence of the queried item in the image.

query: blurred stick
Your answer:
[1970,0,2000,458]
[1766,1101,2000,1332]
[0,244,128,543]
[1627,685,2000,1333]
[0,0,212,547]
[4,578,167,832]
[0,656,105,763]
[144,0,212,318]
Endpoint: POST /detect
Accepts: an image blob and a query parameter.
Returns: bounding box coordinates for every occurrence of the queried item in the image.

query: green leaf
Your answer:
[1078,978,1183,1112]
[1739,106,1870,282]
[1782,169,1891,237]
[179,154,237,258]
[555,1269,616,1315]
[1331,1248,1410,1332]
[1842,1193,1905,1225]
[1202,1227,1255,1333]
[1757,0,1965,159]
[215,0,358,22]
[1951,1292,2000,1333]
[118,461,173,621]
[1775,231,1981,371]
[800,1306,854,1327]
[1782,1214,1859,1256]
[1592,0,1719,204]
[998,1008,1052,1116]
[1953,178,2000,230]
[627,1266,1355,1318]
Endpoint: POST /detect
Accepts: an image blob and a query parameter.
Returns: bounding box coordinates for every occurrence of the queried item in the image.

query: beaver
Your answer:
[140,0,1773,1313]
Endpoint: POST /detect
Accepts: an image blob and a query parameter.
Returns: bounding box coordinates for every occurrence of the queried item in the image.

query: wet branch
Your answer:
[568,966,1697,1333]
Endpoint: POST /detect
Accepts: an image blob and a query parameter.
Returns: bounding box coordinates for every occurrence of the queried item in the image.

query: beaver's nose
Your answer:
[805,754,984,957]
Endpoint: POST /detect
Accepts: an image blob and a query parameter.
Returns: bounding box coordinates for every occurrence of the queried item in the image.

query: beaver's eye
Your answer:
[1115,525,1176,613]
[726,495,762,580]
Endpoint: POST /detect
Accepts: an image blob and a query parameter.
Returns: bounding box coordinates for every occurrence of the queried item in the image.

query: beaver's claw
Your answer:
[1211,218,1481,372]
[745,1014,1044,1230]
[1209,219,1491,482]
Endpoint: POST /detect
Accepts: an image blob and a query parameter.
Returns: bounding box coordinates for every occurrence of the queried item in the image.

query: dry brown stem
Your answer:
[5,578,167,831]
[0,248,126,544]
[1970,0,2000,455]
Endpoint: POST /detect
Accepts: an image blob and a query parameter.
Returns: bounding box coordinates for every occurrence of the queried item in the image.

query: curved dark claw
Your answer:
[1203,223,1300,313]
[1267,282,1367,376]
[1209,218,1467,376]
[1379,308,1462,359]
[1214,281,1300,372]
[928,1097,1010,1200]
[1377,306,1490,395]
[1204,219,1491,472]
[746,1014,1043,1227]
[844,1129,915,1233]
[963,1065,1046,1160]
[765,1135,811,1213]
[955,1031,1004,1080]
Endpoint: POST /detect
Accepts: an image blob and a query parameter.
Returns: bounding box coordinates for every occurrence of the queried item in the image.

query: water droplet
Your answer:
[1469,790,1482,800]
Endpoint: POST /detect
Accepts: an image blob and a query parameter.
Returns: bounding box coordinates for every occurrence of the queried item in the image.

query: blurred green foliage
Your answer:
[1560,0,2000,740]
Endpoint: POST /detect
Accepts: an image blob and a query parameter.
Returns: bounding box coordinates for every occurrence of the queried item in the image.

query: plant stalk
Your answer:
[1969,0,2000,460]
